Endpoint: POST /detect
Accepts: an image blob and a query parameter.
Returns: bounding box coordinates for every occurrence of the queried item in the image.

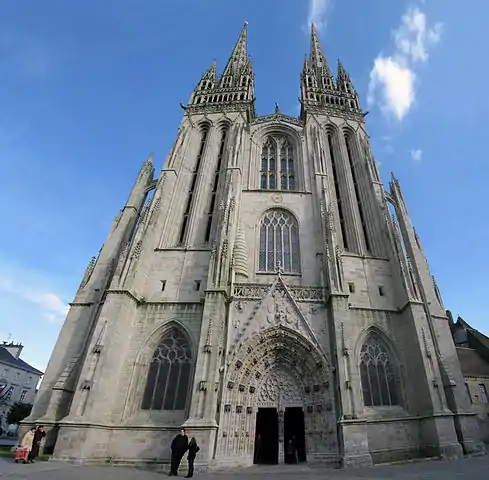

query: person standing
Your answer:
[169,428,189,476]
[20,427,36,461]
[28,426,46,463]
[185,437,199,478]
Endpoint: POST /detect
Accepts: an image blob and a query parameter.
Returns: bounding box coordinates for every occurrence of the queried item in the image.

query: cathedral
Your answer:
[24,23,484,469]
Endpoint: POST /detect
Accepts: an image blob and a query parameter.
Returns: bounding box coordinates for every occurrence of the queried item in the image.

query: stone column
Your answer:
[329,295,372,467]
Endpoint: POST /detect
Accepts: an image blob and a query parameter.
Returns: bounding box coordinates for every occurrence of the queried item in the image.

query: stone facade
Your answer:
[22,23,484,469]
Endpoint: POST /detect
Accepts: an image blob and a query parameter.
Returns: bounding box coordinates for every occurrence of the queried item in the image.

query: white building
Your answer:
[0,342,43,430]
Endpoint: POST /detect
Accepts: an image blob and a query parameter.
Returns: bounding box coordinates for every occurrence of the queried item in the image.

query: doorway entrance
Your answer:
[284,407,306,463]
[254,408,278,464]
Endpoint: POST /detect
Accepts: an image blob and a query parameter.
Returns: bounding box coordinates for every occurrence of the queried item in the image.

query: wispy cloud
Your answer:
[0,268,69,324]
[307,0,332,32]
[410,148,423,162]
[367,5,443,121]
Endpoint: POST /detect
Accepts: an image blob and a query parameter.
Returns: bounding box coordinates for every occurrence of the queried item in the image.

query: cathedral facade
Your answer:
[24,24,484,469]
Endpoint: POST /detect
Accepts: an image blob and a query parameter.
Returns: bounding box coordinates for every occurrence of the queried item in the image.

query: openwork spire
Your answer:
[222,21,250,76]
[309,23,331,75]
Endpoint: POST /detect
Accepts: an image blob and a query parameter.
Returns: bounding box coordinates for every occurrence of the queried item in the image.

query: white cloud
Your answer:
[410,148,423,162]
[307,0,331,31]
[368,6,442,121]
[0,270,69,323]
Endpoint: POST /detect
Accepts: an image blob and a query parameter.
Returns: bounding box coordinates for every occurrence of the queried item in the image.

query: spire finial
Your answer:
[222,22,250,76]
[309,22,331,75]
[274,102,280,114]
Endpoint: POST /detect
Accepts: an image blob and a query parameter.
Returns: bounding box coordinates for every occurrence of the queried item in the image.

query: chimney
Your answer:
[2,341,24,359]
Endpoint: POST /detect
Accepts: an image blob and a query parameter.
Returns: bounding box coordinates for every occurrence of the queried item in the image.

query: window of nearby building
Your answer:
[15,372,20,380]
[26,376,32,385]
[2,368,8,377]
[465,383,472,404]
[4,387,14,400]
[20,390,27,403]
[258,209,301,274]
[360,333,400,407]
[479,384,488,403]
[141,326,192,411]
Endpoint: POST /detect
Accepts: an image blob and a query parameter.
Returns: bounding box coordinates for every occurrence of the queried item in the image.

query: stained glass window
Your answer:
[258,209,300,273]
[141,327,192,411]
[260,137,296,191]
[359,334,399,407]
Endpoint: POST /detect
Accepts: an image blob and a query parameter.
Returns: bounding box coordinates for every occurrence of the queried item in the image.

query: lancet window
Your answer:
[259,209,300,273]
[179,125,209,245]
[260,136,296,191]
[141,326,192,411]
[359,334,399,407]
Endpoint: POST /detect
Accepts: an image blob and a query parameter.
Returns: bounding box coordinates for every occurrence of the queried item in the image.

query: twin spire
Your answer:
[189,22,360,116]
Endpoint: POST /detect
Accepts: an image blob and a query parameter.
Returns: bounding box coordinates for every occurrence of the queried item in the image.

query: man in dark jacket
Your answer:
[28,425,46,463]
[170,428,189,476]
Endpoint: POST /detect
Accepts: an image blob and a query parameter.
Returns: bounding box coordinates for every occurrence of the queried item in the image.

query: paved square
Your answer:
[1,455,489,479]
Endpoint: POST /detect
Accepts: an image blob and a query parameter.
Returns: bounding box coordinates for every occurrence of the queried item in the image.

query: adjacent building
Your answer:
[0,342,43,430]
[449,311,489,442]
[24,23,484,468]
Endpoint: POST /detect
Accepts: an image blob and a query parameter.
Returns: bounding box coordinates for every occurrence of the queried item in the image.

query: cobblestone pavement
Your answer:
[1,455,489,479]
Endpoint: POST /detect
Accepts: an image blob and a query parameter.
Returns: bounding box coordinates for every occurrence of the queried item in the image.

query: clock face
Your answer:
[272,193,283,204]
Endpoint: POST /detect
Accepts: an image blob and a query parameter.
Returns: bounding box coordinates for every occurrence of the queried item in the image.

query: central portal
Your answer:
[254,407,306,464]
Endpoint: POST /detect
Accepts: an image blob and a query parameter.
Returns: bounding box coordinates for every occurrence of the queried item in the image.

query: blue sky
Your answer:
[0,0,488,372]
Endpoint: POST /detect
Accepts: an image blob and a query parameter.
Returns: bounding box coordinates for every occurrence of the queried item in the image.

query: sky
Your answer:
[0,0,488,373]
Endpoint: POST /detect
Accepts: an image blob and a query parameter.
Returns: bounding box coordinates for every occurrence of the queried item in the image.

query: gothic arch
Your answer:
[217,325,331,458]
[256,207,301,274]
[122,320,196,419]
[355,326,403,408]
[251,123,305,191]
[196,119,212,133]
[216,119,232,133]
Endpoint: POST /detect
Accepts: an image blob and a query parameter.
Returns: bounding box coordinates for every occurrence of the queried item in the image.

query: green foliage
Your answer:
[6,402,32,425]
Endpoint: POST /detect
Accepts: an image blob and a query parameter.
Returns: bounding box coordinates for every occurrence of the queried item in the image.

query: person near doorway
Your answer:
[27,426,46,463]
[254,433,262,464]
[185,437,200,478]
[286,436,297,464]
[169,428,189,476]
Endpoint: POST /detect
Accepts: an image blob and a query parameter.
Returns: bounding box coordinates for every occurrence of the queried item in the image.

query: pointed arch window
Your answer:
[359,333,399,407]
[141,326,192,411]
[260,136,296,191]
[259,209,300,273]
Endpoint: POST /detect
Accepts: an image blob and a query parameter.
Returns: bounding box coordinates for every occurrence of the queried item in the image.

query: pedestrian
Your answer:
[20,427,36,461]
[286,436,297,464]
[185,437,200,478]
[27,426,46,463]
[169,428,189,476]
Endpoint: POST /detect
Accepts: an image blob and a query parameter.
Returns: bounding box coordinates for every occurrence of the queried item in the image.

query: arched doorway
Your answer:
[215,326,334,465]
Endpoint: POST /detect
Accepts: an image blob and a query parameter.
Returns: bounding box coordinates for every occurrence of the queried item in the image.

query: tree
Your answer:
[6,402,32,425]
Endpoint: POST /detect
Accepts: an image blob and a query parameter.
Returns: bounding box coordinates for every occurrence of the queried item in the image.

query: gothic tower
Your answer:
[24,23,483,469]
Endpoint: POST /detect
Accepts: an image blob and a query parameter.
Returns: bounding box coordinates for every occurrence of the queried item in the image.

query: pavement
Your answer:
[1,454,489,479]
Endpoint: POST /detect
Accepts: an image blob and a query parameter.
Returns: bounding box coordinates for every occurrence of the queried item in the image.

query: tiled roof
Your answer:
[456,347,489,378]
[0,347,43,376]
